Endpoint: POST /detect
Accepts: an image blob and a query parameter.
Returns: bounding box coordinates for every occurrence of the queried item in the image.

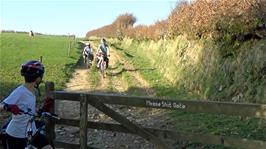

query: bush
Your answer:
[168,0,266,39]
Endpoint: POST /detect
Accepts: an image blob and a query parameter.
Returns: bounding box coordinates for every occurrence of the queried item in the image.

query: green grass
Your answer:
[87,65,101,90]
[170,112,266,140]
[110,38,197,99]
[0,32,80,98]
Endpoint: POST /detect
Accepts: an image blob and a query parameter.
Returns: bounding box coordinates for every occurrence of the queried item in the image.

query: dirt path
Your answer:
[55,43,176,149]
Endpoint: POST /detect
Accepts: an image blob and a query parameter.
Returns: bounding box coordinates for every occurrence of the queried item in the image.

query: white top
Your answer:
[3,85,37,138]
[83,46,93,55]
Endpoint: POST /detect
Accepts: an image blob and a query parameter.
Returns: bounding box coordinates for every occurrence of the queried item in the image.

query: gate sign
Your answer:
[145,100,186,109]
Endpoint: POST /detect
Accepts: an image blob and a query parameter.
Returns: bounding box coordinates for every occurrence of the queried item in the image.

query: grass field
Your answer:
[0,32,80,99]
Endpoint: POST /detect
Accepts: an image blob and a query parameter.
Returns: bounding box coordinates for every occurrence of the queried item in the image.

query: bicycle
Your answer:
[84,54,93,69]
[1,109,60,149]
[85,56,92,69]
[96,53,107,78]
[100,58,106,78]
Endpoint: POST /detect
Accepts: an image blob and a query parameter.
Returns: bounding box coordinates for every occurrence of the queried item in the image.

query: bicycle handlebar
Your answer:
[21,109,60,120]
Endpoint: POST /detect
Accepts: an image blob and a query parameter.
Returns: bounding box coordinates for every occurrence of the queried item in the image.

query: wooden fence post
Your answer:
[80,94,88,149]
[44,81,55,147]
[39,56,43,63]
[68,41,71,57]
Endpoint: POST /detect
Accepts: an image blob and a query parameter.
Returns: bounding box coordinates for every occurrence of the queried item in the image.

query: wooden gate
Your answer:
[44,82,266,149]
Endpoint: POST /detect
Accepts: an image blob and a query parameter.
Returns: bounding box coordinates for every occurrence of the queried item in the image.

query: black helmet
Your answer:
[21,60,45,81]
[101,38,106,44]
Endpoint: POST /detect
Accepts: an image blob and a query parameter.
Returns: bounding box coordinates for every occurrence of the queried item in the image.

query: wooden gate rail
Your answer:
[56,118,266,149]
[51,90,266,149]
[53,91,266,119]
[88,98,170,148]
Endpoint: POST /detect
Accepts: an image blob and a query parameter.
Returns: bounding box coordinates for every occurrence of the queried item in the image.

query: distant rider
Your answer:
[29,30,34,38]
[96,38,110,68]
[83,42,94,64]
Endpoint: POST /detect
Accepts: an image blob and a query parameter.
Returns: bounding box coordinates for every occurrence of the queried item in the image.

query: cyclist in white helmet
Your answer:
[83,42,94,64]
[96,38,110,68]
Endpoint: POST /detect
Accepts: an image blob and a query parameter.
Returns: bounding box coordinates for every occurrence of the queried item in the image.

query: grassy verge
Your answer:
[110,38,197,99]
[110,37,266,103]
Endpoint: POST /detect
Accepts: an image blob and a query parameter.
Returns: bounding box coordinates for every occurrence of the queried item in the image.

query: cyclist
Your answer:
[83,42,94,64]
[0,60,53,149]
[96,38,110,69]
